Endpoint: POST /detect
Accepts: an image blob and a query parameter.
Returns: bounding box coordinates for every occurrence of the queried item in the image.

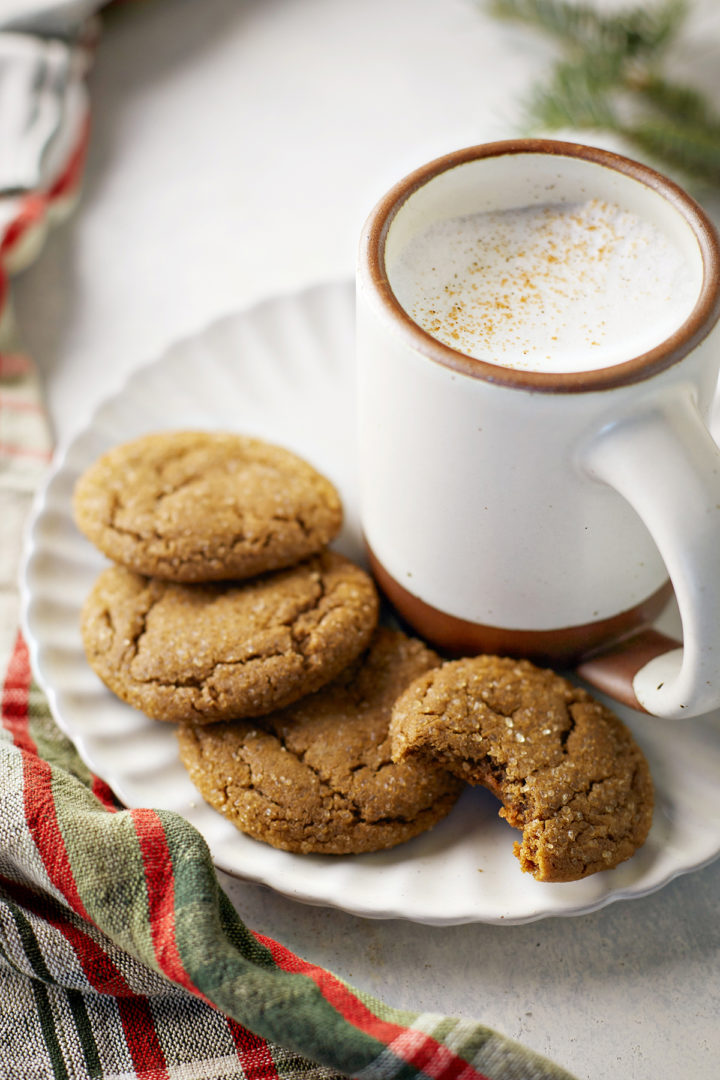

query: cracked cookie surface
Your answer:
[81,551,379,723]
[73,430,343,581]
[390,655,653,882]
[176,628,463,854]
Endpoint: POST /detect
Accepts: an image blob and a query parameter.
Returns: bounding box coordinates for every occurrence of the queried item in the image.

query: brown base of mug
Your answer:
[367,546,678,712]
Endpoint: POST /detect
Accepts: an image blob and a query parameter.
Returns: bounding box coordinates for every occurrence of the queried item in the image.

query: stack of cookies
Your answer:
[74,429,653,881]
[74,430,463,857]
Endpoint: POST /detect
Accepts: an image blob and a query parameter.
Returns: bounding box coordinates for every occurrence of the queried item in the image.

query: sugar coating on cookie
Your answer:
[390,655,653,882]
[176,628,463,854]
[73,430,343,581]
[81,551,379,723]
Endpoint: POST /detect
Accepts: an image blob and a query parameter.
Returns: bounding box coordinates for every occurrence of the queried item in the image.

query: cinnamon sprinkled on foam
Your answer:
[391,199,697,373]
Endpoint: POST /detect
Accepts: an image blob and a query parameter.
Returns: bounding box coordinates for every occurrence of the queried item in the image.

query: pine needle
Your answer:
[489,0,688,58]
[636,74,720,133]
[625,118,720,183]
[525,61,618,131]
[486,0,720,186]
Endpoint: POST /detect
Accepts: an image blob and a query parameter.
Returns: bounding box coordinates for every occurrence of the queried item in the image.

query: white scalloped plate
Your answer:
[21,281,720,925]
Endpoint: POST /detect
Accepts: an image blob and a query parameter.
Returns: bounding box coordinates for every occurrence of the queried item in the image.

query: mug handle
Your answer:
[577,385,720,719]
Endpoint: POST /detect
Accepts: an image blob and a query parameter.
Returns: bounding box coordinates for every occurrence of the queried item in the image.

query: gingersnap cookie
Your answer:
[73,430,343,582]
[81,551,379,723]
[176,628,463,854]
[390,655,653,882]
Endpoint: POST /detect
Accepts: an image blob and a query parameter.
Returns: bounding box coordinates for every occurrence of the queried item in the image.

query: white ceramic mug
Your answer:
[356,139,720,719]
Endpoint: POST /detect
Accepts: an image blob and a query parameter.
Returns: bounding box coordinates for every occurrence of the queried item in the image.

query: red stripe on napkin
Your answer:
[384,1029,483,1080]
[47,116,91,201]
[227,1019,281,1080]
[91,773,122,810]
[131,807,213,1003]
[254,932,407,1034]
[132,809,282,1077]
[0,395,46,413]
[254,934,491,1080]
[3,634,120,813]
[22,753,94,922]
[0,195,45,259]
[0,874,170,1078]
[1,638,167,1077]
[1,632,36,754]
[1,116,90,261]
[0,441,53,461]
[0,353,34,378]
[0,637,91,921]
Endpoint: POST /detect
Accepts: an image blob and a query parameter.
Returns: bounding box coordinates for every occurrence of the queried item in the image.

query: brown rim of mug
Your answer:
[362,138,720,394]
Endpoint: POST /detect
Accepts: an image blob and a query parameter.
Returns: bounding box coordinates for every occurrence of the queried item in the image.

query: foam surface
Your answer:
[390,199,698,372]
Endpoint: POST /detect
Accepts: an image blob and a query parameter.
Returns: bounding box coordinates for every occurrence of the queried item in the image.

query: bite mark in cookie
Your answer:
[176,628,463,854]
[81,551,379,723]
[390,655,653,882]
[73,430,343,582]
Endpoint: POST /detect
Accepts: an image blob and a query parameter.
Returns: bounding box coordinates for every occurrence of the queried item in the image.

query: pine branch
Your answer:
[486,0,720,186]
[525,61,618,131]
[624,118,720,183]
[635,74,720,133]
[488,0,688,58]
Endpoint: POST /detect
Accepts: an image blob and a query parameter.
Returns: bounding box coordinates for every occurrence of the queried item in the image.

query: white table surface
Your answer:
[13,1,720,1077]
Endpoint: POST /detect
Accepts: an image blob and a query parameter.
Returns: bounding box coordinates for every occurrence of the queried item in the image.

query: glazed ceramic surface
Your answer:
[357,141,720,719]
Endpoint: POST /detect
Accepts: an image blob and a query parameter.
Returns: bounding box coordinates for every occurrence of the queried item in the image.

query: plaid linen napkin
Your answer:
[0,12,581,1080]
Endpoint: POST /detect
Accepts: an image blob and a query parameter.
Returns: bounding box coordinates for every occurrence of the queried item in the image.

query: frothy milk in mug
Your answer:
[389,198,697,373]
